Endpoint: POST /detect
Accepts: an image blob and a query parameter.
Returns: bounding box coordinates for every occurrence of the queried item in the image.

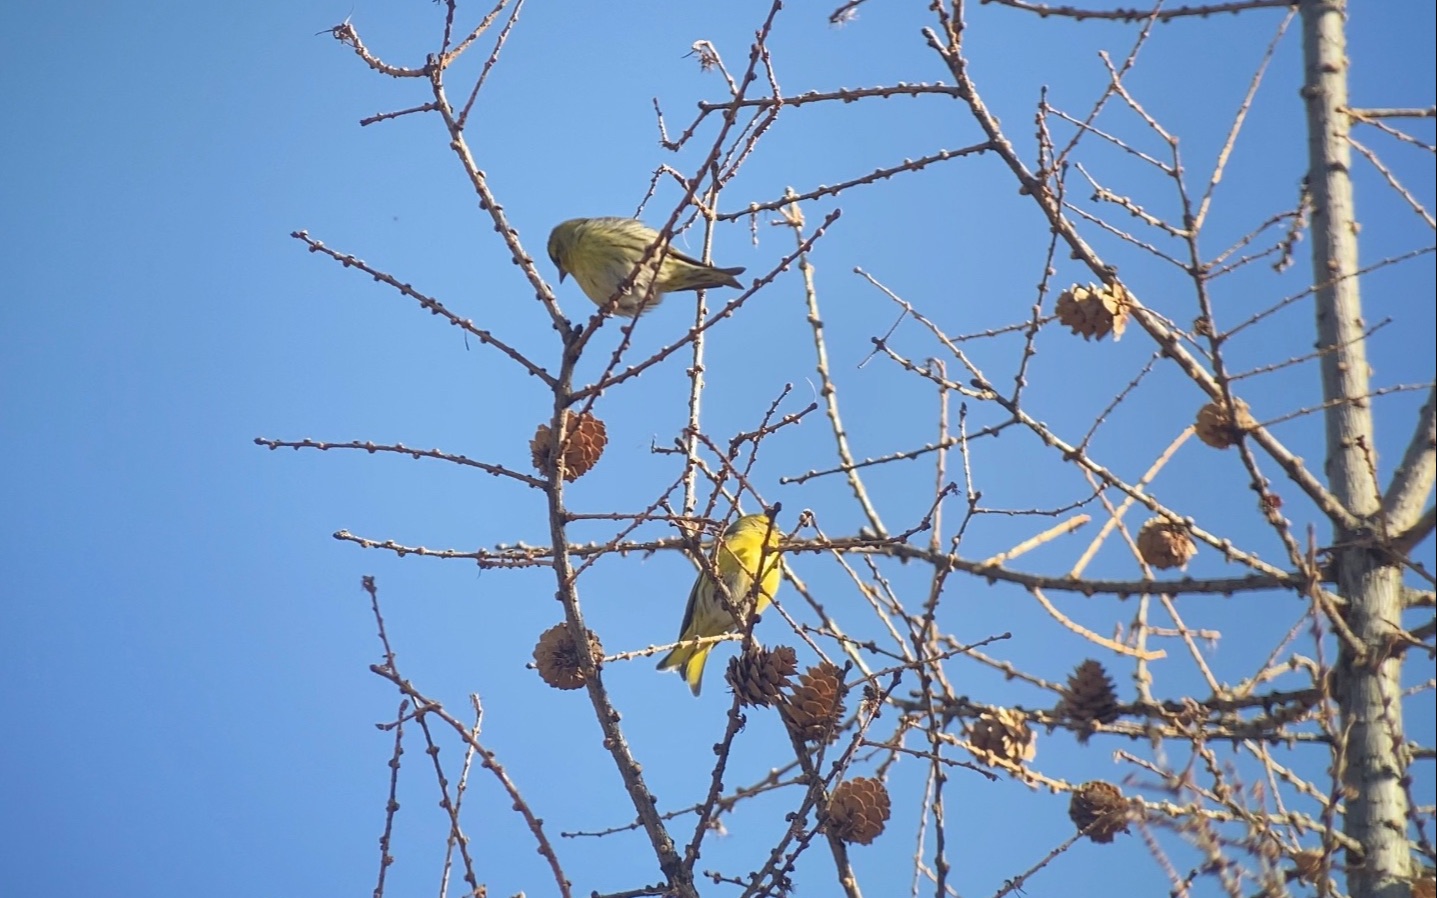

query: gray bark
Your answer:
[1301,2,1416,895]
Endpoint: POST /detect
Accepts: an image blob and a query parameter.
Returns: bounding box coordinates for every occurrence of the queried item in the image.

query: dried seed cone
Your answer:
[1060,659,1120,744]
[1194,398,1255,449]
[969,707,1037,766]
[1291,850,1324,884]
[781,661,847,742]
[825,777,891,845]
[532,622,603,690]
[530,410,608,481]
[1055,282,1131,341]
[1069,781,1130,843]
[726,644,799,708]
[1136,517,1197,570]
[1413,868,1436,898]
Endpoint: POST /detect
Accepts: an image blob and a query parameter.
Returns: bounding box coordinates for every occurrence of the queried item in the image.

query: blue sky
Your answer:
[2,2,1433,896]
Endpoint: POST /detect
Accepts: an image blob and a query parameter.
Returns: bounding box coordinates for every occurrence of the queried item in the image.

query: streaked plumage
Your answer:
[547,217,745,316]
[657,513,782,695]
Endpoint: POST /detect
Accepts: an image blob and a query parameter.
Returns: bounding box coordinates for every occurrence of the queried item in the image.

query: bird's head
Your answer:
[727,510,782,547]
[547,219,582,283]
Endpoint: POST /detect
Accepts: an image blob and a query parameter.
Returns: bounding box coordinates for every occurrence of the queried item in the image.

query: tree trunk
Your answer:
[1301,2,1413,895]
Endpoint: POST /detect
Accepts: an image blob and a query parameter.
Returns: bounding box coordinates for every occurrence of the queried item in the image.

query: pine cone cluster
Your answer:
[1194,397,1255,449]
[1055,282,1131,341]
[781,661,847,742]
[532,622,603,690]
[825,777,891,845]
[1136,517,1197,570]
[1068,780,1130,843]
[530,410,607,481]
[1059,659,1120,743]
[969,707,1037,766]
[726,645,799,707]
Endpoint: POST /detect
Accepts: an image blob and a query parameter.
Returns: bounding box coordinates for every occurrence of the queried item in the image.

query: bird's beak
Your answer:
[558,270,568,283]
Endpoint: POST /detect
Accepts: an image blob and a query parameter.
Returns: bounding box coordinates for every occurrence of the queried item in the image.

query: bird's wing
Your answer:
[675,572,705,640]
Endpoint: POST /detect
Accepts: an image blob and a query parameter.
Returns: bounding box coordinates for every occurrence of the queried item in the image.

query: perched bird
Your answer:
[657,513,782,695]
[547,217,745,317]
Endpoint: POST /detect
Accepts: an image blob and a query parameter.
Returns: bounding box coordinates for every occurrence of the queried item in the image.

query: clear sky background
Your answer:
[2,2,1433,897]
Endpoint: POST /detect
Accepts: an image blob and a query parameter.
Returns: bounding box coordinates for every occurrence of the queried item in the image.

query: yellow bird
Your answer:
[657,513,783,695]
[547,217,745,317]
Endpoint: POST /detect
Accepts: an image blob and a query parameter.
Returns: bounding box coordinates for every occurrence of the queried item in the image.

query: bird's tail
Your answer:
[669,262,746,292]
[657,643,710,696]
[710,265,746,288]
